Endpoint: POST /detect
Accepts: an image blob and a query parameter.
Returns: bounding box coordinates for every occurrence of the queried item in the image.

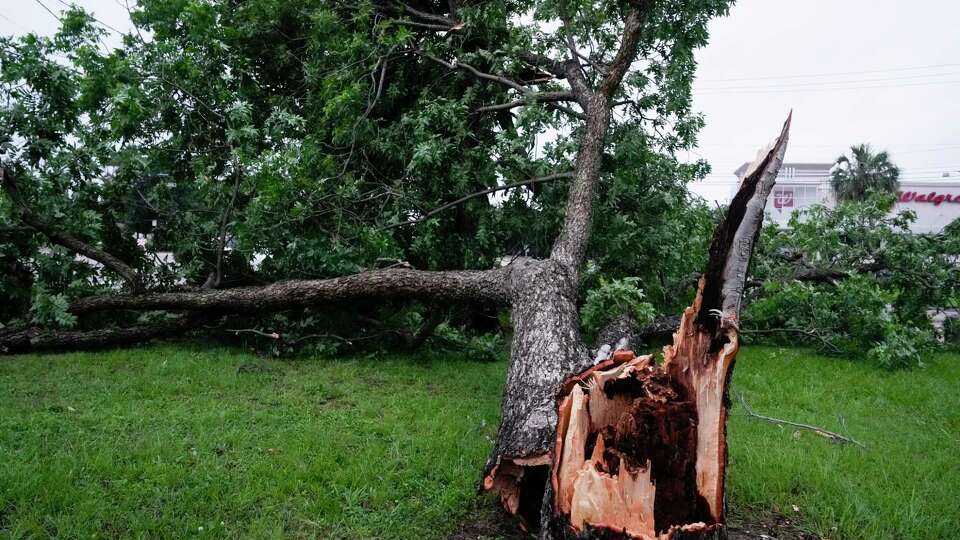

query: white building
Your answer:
[730,163,960,234]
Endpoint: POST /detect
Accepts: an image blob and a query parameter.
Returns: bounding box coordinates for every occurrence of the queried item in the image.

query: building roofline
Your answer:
[733,161,833,177]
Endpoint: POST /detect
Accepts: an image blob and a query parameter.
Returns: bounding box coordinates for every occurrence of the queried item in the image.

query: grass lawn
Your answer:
[1,344,958,539]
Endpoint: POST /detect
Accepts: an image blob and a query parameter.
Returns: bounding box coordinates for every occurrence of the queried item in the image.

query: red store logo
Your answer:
[773,189,794,210]
[898,191,960,206]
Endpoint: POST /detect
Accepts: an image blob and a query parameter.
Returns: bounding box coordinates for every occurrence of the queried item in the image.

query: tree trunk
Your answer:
[482,115,791,539]
[482,257,593,525]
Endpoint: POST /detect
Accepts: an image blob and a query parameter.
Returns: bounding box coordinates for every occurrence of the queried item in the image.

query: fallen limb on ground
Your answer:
[738,393,866,449]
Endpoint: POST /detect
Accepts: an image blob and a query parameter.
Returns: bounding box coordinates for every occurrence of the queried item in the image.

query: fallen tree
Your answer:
[1,1,792,536]
[1,116,791,537]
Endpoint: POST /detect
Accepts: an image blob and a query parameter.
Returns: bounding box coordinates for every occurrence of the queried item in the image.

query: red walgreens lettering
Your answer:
[898,191,960,205]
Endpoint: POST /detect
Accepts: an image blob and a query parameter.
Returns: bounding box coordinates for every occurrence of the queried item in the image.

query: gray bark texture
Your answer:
[489,258,592,458]
[68,267,511,315]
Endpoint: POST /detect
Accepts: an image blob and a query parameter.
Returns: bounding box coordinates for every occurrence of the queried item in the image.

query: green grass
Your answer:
[0,344,958,539]
[0,345,505,539]
[727,347,960,539]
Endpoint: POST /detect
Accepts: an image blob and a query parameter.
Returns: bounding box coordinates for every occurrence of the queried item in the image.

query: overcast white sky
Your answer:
[688,0,960,202]
[4,0,960,204]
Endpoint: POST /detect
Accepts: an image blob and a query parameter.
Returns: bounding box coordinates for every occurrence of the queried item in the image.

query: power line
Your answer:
[52,0,125,34]
[30,0,61,23]
[895,145,960,155]
[698,142,960,148]
[698,63,960,83]
[697,79,960,95]
[698,70,960,91]
[0,11,30,33]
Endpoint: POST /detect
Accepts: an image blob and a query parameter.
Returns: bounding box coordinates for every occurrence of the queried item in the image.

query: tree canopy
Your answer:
[1,0,731,353]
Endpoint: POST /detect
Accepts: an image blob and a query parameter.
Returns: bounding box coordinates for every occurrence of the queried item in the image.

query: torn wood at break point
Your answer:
[483,114,791,539]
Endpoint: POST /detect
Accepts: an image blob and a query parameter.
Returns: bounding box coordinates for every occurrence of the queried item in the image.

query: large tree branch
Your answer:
[68,267,511,315]
[546,5,658,276]
[475,91,579,114]
[419,52,527,93]
[548,94,610,276]
[1,166,143,293]
[379,172,574,232]
[599,0,653,96]
[0,315,201,354]
[598,3,651,97]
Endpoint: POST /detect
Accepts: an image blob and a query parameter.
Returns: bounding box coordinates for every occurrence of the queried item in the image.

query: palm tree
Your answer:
[830,144,900,202]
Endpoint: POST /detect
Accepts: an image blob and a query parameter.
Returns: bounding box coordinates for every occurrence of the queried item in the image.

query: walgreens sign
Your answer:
[898,191,960,206]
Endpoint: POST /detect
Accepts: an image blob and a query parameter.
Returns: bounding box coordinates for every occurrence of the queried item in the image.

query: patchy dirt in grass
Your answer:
[727,511,822,539]
[449,502,822,540]
[448,500,528,540]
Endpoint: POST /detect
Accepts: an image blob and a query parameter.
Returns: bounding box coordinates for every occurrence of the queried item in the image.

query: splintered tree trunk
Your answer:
[483,115,791,539]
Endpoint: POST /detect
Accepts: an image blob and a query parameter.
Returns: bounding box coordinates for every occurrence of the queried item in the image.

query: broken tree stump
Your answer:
[483,114,791,539]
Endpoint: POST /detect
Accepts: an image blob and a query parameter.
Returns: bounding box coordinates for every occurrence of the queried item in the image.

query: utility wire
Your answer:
[699,70,960,91]
[699,142,960,148]
[52,0,125,34]
[31,0,61,22]
[697,79,960,95]
[895,145,960,155]
[699,63,960,83]
[0,11,31,33]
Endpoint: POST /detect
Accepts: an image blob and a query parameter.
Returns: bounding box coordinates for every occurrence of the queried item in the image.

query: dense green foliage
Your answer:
[0,0,728,350]
[3,2,947,369]
[2,344,958,539]
[745,192,957,368]
[830,144,900,202]
[579,276,656,338]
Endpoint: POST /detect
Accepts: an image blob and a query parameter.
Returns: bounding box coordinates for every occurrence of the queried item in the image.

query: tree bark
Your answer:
[68,267,511,315]
[0,315,201,354]
[482,258,593,525]
[482,115,791,539]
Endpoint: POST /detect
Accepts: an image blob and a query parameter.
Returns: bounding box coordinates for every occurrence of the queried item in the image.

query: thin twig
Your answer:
[209,162,243,289]
[226,328,280,339]
[740,327,841,354]
[389,19,454,31]
[738,393,866,449]
[391,0,457,25]
[419,52,527,93]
